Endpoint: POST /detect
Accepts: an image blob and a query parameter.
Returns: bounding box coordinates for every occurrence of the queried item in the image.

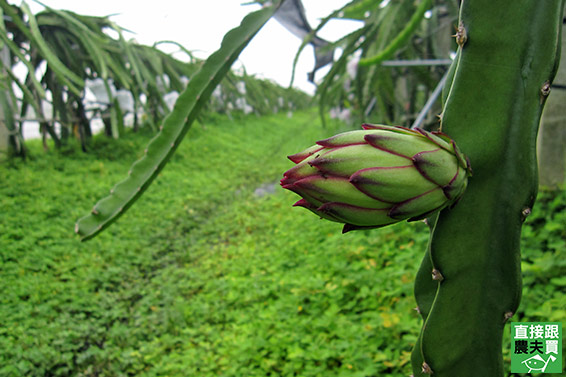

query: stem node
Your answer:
[540,80,551,103]
[422,362,434,375]
[431,268,444,281]
[454,22,467,47]
[521,207,532,222]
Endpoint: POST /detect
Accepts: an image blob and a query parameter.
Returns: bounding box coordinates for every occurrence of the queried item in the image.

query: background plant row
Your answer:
[0,0,311,157]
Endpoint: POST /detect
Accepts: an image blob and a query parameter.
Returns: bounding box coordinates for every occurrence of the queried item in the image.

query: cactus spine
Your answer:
[411,1,565,376]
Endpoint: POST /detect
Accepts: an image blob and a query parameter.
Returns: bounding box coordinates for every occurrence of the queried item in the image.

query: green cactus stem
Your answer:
[411,1,565,376]
[75,3,280,241]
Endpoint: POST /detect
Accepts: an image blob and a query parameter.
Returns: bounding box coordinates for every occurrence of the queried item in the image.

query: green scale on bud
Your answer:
[280,124,472,233]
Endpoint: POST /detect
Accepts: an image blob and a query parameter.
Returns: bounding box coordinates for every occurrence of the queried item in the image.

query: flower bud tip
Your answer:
[293,199,312,208]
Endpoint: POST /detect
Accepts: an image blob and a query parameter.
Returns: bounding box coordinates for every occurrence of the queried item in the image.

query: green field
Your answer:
[1,111,564,376]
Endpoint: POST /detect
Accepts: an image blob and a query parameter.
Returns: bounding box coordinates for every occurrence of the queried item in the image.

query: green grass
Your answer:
[0,111,564,376]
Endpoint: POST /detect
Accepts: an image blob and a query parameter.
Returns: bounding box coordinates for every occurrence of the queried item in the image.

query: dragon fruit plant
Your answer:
[282,0,564,375]
[73,0,564,375]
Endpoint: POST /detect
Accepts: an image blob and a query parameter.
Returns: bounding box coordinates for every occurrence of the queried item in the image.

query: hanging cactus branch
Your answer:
[75,2,280,241]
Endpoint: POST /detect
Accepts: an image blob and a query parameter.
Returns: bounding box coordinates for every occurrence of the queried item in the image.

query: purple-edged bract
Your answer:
[280,124,472,233]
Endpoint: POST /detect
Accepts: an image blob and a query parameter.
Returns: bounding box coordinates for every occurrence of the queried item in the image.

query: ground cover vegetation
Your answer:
[1,110,564,376]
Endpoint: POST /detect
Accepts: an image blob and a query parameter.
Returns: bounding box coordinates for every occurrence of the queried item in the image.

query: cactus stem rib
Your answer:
[411,0,565,375]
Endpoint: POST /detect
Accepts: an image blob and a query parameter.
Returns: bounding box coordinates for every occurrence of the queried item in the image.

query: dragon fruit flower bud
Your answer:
[280,124,472,233]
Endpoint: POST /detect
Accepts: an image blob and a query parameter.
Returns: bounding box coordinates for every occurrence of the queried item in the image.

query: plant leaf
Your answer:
[358,0,431,67]
[19,2,84,95]
[75,3,279,241]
